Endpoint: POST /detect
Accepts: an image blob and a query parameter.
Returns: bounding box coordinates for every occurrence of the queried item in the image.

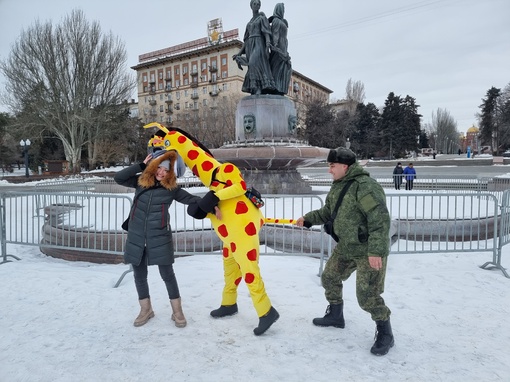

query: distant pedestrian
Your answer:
[403,163,416,190]
[458,148,461,155]
[392,162,404,190]
[432,151,436,159]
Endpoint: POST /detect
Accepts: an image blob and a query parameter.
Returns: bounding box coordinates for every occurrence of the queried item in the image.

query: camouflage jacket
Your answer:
[304,162,390,259]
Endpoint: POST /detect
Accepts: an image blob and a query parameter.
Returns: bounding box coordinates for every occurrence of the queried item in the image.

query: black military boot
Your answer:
[370,318,395,356]
[312,304,345,328]
[210,303,238,318]
[253,306,279,336]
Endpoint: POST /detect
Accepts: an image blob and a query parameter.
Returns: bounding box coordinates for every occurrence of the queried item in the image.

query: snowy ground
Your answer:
[1,245,509,382]
[1,164,509,381]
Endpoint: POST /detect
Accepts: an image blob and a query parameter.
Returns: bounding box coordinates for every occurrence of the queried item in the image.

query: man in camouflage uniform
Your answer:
[296,147,394,356]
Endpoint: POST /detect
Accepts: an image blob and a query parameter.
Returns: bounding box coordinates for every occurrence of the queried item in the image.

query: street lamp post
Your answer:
[19,139,31,178]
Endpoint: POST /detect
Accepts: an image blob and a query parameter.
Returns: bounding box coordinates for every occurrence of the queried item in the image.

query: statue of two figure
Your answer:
[233,1,292,96]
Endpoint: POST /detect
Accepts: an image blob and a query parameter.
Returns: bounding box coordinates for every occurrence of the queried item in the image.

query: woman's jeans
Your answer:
[132,251,180,300]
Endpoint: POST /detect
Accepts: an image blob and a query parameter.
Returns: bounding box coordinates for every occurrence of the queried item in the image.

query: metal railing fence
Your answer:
[1,189,508,279]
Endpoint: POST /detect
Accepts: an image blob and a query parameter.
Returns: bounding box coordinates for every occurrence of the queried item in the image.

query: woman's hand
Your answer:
[143,154,152,164]
[214,206,222,220]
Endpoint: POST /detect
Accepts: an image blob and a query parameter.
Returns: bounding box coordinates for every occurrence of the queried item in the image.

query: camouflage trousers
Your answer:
[321,249,391,321]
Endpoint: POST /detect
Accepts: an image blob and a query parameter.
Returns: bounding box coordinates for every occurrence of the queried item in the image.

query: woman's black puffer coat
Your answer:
[114,151,200,266]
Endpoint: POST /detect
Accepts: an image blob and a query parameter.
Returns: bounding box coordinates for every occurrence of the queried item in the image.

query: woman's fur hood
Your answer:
[138,150,178,190]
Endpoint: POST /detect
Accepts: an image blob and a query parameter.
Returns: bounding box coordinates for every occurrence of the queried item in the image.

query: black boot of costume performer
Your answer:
[312,304,345,328]
[253,306,279,336]
[210,303,238,318]
[370,318,395,356]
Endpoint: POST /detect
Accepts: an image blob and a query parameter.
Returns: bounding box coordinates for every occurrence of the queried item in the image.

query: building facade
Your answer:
[131,25,331,146]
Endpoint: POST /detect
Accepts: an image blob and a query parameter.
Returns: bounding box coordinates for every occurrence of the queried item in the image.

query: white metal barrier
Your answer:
[1,190,507,279]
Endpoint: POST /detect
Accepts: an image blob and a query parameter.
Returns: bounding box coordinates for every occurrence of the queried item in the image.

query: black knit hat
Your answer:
[327,147,356,166]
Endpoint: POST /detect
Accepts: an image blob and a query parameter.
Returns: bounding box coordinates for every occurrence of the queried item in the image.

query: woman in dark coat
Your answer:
[392,162,404,190]
[114,150,200,328]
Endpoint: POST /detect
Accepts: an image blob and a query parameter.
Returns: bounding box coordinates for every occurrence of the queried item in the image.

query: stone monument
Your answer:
[212,2,328,194]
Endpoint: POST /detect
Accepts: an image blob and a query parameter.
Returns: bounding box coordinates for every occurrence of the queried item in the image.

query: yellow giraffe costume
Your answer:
[145,122,294,335]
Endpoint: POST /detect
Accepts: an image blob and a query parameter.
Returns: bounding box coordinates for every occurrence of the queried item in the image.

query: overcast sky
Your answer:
[1,0,508,134]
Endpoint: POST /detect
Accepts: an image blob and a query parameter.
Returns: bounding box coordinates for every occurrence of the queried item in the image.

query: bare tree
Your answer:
[345,78,366,103]
[173,94,239,148]
[0,9,135,172]
[430,108,459,154]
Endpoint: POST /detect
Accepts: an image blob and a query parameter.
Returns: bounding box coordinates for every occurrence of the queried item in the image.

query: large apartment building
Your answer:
[131,20,332,143]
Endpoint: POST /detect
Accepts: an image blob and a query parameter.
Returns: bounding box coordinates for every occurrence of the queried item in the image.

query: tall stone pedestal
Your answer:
[212,94,328,194]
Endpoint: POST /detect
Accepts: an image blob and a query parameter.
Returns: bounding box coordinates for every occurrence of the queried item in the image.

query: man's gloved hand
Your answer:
[187,203,207,219]
[198,191,219,213]
[303,221,312,228]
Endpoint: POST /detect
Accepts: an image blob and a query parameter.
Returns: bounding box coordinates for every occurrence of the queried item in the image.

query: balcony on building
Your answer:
[166,107,173,114]
[208,65,218,73]
[191,93,199,100]
[149,87,156,95]
[165,85,172,92]
[209,90,220,97]
[190,69,198,76]
[165,98,173,104]
[149,110,157,116]
[190,81,198,88]
[166,118,173,125]
[148,99,157,106]
[165,76,172,82]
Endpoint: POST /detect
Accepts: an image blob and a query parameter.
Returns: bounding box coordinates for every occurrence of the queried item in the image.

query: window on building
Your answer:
[221,57,227,65]
[175,67,180,75]
[201,62,207,71]
[175,80,180,87]
[159,72,163,79]
[202,87,207,94]
[222,83,228,92]
[160,105,164,112]
[184,78,189,85]
[222,71,227,78]
[150,74,155,82]
[183,66,188,74]
[166,70,171,79]
[203,99,207,107]
[194,101,198,109]
[184,90,188,97]
[176,91,180,100]
[185,102,189,109]
[158,83,163,90]
[160,94,164,100]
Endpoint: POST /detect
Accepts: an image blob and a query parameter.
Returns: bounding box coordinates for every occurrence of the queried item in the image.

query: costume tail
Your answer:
[264,218,296,225]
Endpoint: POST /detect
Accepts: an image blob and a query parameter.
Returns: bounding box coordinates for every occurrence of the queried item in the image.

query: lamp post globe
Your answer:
[19,139,31,178]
